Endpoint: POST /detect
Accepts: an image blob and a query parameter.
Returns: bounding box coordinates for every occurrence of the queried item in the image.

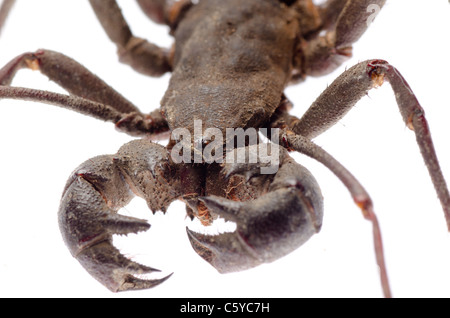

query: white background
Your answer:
[0,0,449,298]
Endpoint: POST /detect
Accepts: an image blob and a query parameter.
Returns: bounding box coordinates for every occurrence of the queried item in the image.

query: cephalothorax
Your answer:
[0,0,449,297]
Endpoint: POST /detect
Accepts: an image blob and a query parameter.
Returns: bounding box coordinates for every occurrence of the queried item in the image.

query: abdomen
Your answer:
[161,0,299,135]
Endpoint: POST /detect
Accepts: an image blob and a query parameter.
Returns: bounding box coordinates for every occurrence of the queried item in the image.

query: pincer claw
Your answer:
[58,142,178,292]
[59,166,171,292]
[187,185,323,273]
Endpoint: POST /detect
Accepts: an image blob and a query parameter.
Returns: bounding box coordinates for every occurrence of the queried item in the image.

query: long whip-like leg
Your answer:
[281,131,391,298]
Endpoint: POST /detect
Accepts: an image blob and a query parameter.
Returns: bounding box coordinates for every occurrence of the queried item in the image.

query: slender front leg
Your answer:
[89,0,171,76]
[0,49,170,137]
[59,139,181,292]
[279,131,391,298]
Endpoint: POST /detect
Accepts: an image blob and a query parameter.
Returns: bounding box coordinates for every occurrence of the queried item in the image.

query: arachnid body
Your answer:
[0,0,449,297]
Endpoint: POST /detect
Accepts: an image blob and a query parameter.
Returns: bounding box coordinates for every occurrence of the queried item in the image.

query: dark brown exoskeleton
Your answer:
[0,0,449,297]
